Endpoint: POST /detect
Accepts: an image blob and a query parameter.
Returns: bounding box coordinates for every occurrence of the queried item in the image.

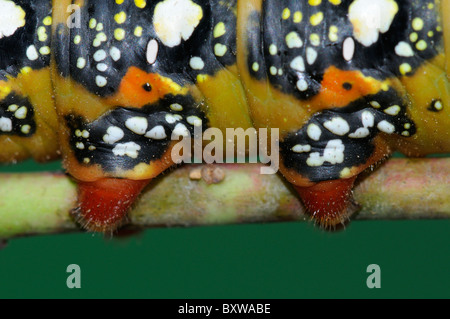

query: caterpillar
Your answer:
[0,0,449,231]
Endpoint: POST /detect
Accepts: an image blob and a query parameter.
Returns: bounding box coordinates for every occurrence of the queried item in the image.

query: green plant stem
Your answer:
[0,158,448,239]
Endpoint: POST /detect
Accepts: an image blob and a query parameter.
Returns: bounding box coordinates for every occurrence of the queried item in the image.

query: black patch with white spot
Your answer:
[0,92,36,137]
[65,94,207,172]
[280,89,416,182]
[53,0,237,97]
[427,99,443,112]
[246,0,443,100]
[0,0,52,80]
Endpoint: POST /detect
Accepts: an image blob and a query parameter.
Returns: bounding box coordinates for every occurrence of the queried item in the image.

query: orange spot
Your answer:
[111,66,187,108]
[73,177,151,232]
[311,66,385,110]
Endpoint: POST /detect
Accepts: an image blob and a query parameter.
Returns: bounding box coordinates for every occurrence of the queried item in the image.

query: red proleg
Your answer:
[73,178,151,232]
[294,176,359,229]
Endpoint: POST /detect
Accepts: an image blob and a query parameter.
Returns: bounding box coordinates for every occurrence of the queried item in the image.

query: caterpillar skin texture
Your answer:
[0,0,449,231]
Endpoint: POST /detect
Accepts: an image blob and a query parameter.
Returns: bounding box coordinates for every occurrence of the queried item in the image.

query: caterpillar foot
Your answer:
[72,178,151,233]
[294,176,360,230]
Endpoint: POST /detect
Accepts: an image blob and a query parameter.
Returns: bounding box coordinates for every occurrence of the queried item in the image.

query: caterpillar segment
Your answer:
[0,0,59,163]
[49,0,252,231]
[0,0,448,232]
[237,0,448,228]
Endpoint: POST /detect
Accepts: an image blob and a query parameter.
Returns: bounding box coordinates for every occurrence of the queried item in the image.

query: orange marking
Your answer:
[108,66,187,108]
[310,66,386,110]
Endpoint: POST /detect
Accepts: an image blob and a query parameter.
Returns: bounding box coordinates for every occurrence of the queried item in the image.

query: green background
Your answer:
[0,159,449,299]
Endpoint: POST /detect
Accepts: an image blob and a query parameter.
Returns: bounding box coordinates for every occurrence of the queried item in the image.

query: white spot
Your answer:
[394,41,414,57]
[348,0,398,47]
[189,56,204,70]
[146,39,159,64]
[145,125,167,140]
[285,31,303,48]
[110,47,121,61]
[415,40,427,51]
[290,56,305,72]
[323,117,350,135]
[153,0,203,47]
[307,123,322,141]
[361,111,375,127]
[342,37,355,61]
[214,43,227,57]
[96,63,108,72]
[93,49,107,62]
[172,123,190,137]
[269,44,278,55]
[377,120,395,134]
[412,17,424,31]
[213,22,226,38]
[26,45,39,61]
[7,104,18,112]
[96,32,107,42]
[348,127,370,138]
[95,75,107,87]
[92,38,101,47]
[322,140,345,164]
[296,79,308,91]
[77,57,86,69]
[306,139,345,167]
[0,0,26,39]
[89,18,97,29]
[170,103,183,111]
[81,130,90,138]
[21,125,30,134]
[76,142,85,150]
[292,144,311,153]
[309,33,320,46]
[14,106,27,119]
[125,117,148,135]
[165,114,180,124]
[370,101,381,108]
[103,126,124,144]
[269,66,277,76]
[39,46,50,55]
[433,100,443,111]
[306,47,317,65]
[0,117,12,132]
[187,115,202,127]
[306,152,323,167]
[329,25,339,42]
[37,26,48,42]
[384,105,401,116]
[113,142,141,159]
[349,111,374,138]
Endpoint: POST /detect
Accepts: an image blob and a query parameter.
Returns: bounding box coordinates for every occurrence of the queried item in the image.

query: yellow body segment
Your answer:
[0,68,59,163]
[396,55,450,156]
